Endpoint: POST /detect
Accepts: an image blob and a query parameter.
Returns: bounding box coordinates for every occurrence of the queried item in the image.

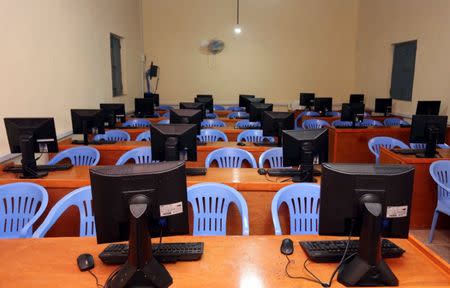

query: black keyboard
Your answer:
[253,142,278,147]
[266,168,321,177]
[3,164,73,173]
[393,149,426,155]
[186,168,207,176]
[71,140,117,145]
[99,242,204,264]
[299,239,405,263]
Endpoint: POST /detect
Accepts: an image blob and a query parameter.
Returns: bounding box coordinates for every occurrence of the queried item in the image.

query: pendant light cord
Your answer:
[237,0,240,25]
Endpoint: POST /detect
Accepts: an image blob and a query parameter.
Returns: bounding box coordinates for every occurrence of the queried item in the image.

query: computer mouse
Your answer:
[280,238,294,255]
[77,253,95,271]
[257,168,267,175]
[237,142,246,146]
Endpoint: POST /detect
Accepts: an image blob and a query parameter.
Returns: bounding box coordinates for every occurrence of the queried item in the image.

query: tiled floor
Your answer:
[410,229,450,263]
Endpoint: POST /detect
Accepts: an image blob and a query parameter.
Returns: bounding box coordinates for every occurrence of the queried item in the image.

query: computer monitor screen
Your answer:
[135,98,155,117]
[314,97,333,114]
[262,111,294,147]
[245,98,265,113]
[151,124,197,162]
[144,93,160,107]
[416,101,441,115]
[300,93,315,107]
[100,103,126,126]
[410,115,447,149]
[374,98,392,115]
[169,109,203,134]
[179,102,206,117]
[249,103,273,122]
[239,94,255,107]
[195,95,213,113]
[350,94,365,104]
[341,103,365,122]
[71,109,105,135]
[282,128,328,166]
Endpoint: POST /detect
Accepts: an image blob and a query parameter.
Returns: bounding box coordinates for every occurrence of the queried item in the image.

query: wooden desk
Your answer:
[0,236,448,288]
[0,167,299,237]
[157,109,232,118]
[380,148,450,229]
[57,139,272,166]
[329,127,411,163]
[301,115,402,127]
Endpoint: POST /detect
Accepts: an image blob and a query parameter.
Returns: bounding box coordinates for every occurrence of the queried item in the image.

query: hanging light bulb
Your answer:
[234,0,242,35]
[234,25,242,34]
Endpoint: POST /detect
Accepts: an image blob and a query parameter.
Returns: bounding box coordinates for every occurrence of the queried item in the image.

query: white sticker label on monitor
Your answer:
[386,206,408,218]
[160,202,183,217]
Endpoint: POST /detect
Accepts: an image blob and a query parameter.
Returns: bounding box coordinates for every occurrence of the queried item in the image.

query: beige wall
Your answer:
[355,0,450,117]
[0,0,144,158]
[142,0,359,106]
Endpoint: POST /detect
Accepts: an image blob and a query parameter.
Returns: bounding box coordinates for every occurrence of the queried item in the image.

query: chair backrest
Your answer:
[332,120,353,127]
[235,120,261,129]
[205,148,258,168]
[159,105,173,110]
[429,160,450,202]
[33,186,94,237]
[295,111,320,129]
[326,111,341,117]
[302,119,331,129]
[213,105,225,111]
[227,106,244,111]
[0,183,48,238]
[162,111,170,118]
[383,118,408,127]
[197,129,228,142]
[228,112,249,119]
[237,129,275,143]
[158,119,170,124]
[115,147,158,165]
[409,143,426,149]
[259,147,285,168]
[271,183,320,235]
[48,146,100,166]
[368,137,409,163]
[136,130,151,141]
[94,130,131,141]
[201,119,226,128]
[122,119,151,127]
[360,119,383,127]
[187,183,249,236]
[206,113,218,119]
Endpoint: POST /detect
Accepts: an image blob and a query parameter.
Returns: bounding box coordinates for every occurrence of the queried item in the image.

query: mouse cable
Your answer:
[87,270,103,288]
[284,254,323,285]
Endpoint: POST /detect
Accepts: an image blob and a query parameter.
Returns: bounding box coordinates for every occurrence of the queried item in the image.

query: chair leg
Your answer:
[428,210,440,243]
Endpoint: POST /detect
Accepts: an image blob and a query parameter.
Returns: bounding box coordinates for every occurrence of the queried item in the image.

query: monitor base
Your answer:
[19,171,48,179]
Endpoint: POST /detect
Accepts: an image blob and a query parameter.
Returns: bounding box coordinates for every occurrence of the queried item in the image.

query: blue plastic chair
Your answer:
[259,147,286,168]
[159,105,173,110]
[332,120,353,127]
[48,146,100,166]
[0,183,48,238]
[325,111,341,117]
[228,112,249,119]
[206,113,218,119]
[271,183,321,235]
[368,137,409,164]
[205,148,258,168]
[33,186,94,237]
[136,130,151,141]
[235,120,261,129]
[213,105,225,111]
[227,106,244,111]
[187,183,249,236]
[428,161,450,243]
[383,118,409,127]
[122,119,151,127]
[93,129,131,141]
[359,119,383,127]
[115,147,158,165]
[302,119,331,129]
[197,129,228,142]
[158,119,170,124]
[237,130,275,143]
[295,111,320,129]
[201,119,226,128]
[162,111,170,118]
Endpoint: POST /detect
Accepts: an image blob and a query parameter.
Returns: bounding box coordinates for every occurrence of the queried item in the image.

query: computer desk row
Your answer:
[129,116,242,126]
[0,235,448,287]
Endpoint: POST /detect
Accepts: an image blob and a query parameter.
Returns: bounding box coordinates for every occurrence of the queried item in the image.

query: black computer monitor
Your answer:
[416,101,441,115]
[100,103,126,128]
[300,93,315,110]
[4,118,59,178]
[245,98,265,113]
[249,103,273,122]
[282,128,328,182]
[350,94,365,104]
[151,124,197,162]
[410,115,448,158]
[169,109,203,134]
[71,109,105,145]
[90,161,188,287]
[314,97,333,115]
[239,94,255,107]
[179,102,206,117]
[262,111,295,147]
[320,163,414,286]
[340,103,365,126]
[374,98,392,116]
[195,95,213,113]
[135,98,155,117]
[144,93,160,107]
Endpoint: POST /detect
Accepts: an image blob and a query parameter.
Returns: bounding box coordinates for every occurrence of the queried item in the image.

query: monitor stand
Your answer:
[292,142,315,183]
[18,134,48,179]
[337,194,398,286]
[416,128,439,158]
[106,195,172,288]
[165,137,179,161]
